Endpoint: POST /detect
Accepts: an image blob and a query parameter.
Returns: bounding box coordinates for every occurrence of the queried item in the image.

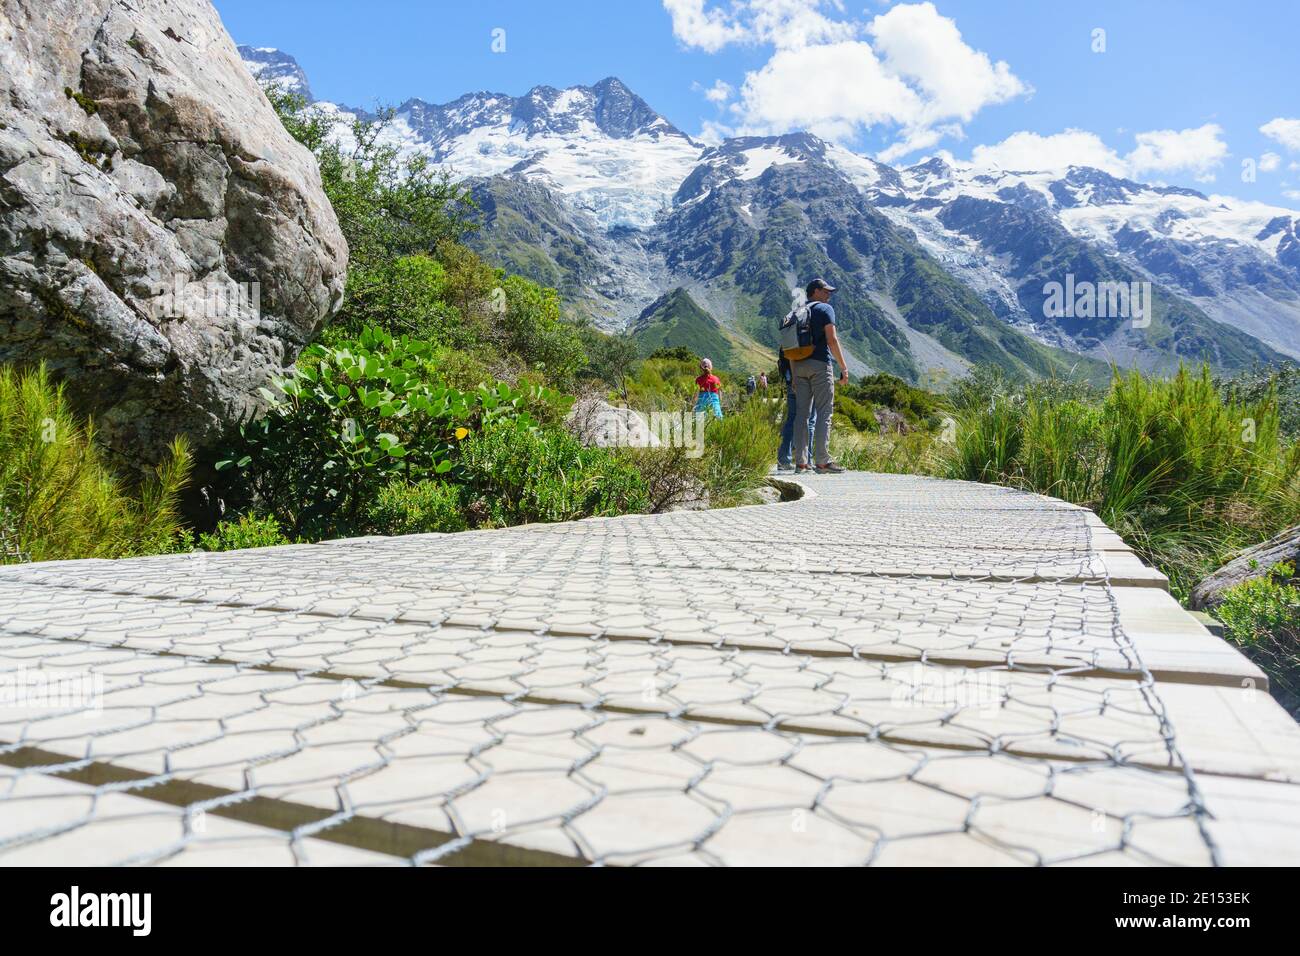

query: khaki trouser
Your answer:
[792,358,834,466]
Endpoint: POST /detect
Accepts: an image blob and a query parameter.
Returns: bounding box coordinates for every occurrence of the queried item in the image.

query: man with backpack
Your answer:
[778,278,848,474]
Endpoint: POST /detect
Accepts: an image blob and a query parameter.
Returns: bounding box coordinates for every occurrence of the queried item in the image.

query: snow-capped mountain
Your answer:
[240,46,1297,377]
[858,160,1300,359]
[238,46,313,101]
[382,77,704,232]
[292,61,702,233]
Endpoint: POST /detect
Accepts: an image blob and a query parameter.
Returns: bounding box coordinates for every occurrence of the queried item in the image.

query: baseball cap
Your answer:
[806,278,837,296]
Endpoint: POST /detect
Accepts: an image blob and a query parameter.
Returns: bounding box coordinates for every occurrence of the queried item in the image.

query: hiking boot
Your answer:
[795,464,812,473]
[775,464,795,474]
[815,461,846,474]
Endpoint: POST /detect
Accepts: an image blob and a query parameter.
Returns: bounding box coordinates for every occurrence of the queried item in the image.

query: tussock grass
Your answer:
[0,365,191,563]
[701,396,781,507]
[943,365,1299,597]
[830,429,945,476]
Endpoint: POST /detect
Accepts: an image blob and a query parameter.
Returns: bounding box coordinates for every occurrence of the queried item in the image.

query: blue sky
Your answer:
[214,0,1300,206]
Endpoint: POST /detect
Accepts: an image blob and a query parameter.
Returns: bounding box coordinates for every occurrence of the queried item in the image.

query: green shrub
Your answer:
[834,393,879,434]
[217,328,543,540]
[197,514,291,552]
[460,424,648,525]
[648,346,696,363]
[341,255,469,344]
[580,328,640,399]
[366,480,469,534]
[844,372,944,426]
[701,398,780,507]
[495,273,587,390]
[0,364,191,562]
[946,365,1017,414]
[622,356,726,411]
[615,444,707,513]
[430,347,496,392]
[266,84,590,391]
[263,87,476,280]
[1218,361,1300,440]
[1214,563,1299,718]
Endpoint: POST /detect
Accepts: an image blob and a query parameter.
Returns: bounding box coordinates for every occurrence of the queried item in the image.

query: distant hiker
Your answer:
[779,278,848,474]
[746,374,757,396]
[776,348,814,474]
[759,372,768,391]
[695,358,723,419]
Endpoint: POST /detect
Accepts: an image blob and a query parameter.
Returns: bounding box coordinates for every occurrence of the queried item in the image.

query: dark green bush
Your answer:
[341,255,469,345]
[366,480,469,534]
[834,393,879,434]
[197,514,291,552]
[1214,563,1299,717]
[460,424,648,525]
[217,328,548,540]
[843,373,943,427]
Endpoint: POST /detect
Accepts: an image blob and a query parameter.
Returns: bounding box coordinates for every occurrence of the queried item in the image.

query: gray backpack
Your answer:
[779,304,815,361]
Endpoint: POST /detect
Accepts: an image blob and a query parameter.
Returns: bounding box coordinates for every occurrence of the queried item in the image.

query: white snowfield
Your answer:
[894,160,1300,261]
[315,91,705,232]
[2,473,1298,866]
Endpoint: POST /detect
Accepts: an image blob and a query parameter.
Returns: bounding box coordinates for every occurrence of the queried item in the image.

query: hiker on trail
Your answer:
[746,374,757,396]
[695,358,723,419]
[776,348,814,474]
[759,372,768,390]
[779,278,848,474]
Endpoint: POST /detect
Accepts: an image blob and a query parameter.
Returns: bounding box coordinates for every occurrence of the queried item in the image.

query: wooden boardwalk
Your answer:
[2,473,1299,865]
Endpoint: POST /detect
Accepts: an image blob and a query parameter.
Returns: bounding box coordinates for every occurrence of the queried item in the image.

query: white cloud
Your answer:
[664,0,850,51]
[1261,117,1300,152]
[747,0,852,49]
[702,79,733,104]
[964,124,1230,182]
[868,2,1028,126]
[733,40,923,141]
[1125,123,1228,182]
[665,1,1027,155]
[1284,188,1300,202]
[663,0,750,53]
[968,129,1127,176]
[877,123,962,164]
[1259,151,1282,173]
[696,119,733,145]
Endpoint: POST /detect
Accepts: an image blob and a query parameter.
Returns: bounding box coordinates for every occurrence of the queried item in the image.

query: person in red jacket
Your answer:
[694,358,723,418]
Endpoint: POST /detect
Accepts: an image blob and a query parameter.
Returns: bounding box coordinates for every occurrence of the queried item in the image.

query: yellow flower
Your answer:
[454,427,469,440]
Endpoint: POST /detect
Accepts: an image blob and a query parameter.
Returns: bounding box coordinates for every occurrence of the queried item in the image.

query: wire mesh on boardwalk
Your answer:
[0,474,1262,866]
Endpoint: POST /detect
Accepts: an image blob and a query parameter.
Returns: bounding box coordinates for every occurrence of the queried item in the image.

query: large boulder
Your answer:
[0,0,347,478]
[1189,525,1300,610]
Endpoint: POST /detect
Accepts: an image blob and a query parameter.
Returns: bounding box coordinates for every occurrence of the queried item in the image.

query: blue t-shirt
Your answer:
[809,302,835,363]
